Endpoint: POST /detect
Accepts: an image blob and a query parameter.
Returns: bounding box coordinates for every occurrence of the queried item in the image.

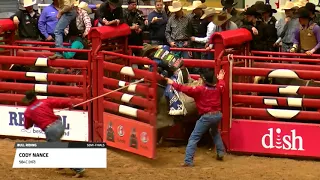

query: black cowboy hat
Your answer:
[244,7,261,16]
[258,4,277,13]
[306,2,319,13]
[22,90,37,104]
[252,1,265,12]
[108,0,121,7]
[200,70,217,86]
[221,0,238,8]
[297,7,312,18]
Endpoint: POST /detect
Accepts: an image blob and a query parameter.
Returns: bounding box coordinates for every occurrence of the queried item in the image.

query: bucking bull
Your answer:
[140,43,213,144]
[253,75,320,123]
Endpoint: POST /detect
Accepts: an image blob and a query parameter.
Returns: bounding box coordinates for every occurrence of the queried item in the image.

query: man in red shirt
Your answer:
[166,69,226,166]
[22,90,85,178]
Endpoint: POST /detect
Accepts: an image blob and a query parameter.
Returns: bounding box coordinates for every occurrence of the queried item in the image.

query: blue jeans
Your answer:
[185,112,225,165]
[54,9,77,55]
[45,120,85,173]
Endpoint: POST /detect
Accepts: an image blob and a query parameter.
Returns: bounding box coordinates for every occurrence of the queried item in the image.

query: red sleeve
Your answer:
[45,99,73,109]
[24,111,34,129]
[172,82,203,98]
[217,80,225,93]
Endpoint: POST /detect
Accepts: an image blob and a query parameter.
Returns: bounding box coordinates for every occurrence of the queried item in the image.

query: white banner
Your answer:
[12,148,106,168]
[0,105,89,141]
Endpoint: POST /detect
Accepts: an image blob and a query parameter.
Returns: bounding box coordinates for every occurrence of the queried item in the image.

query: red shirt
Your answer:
[24,98,72,131]
[172,80,225,115]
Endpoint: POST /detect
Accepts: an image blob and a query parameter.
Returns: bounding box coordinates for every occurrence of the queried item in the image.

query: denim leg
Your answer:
[44,120,65,142]
[209,114,225,156]
[45,120,84,173]
[184,115,212,165]
[54,10,76,55]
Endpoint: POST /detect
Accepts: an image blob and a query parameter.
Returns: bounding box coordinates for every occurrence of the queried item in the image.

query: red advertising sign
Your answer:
[230,120,320,158]
[103,112,156,159]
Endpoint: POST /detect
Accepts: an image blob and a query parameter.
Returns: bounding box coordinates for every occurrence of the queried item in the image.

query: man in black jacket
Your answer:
[96,0,124,26]
[123,0,146,56]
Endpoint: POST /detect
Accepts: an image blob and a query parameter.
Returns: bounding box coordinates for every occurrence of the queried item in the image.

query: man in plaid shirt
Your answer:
[64,1,92,38]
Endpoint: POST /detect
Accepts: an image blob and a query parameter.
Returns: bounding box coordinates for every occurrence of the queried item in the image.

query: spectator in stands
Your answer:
[187,1,207,61]
[123,0,146,56]
[207,12,238,50]
[165,1,192,59]
[250,1,264,21]
[11,0,41,41]
[221,0,243,27]
[274,1,299,53]
[163,0,173,17]
[242,7,268,51]
[96,0,123,27]
[305,2,320,26]
[64,1,92,39]
[49,0,78,60]
[190,8,215,60]
[148,0,168,45]
[290,7,320,55]
[38,0,59,41]
[259,4,278,52]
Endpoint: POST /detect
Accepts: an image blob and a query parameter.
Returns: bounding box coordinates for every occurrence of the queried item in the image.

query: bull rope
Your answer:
[54,78,145,112]
[227,54,234,128]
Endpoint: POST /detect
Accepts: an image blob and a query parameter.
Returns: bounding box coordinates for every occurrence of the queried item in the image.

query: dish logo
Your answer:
[261,128,304,151]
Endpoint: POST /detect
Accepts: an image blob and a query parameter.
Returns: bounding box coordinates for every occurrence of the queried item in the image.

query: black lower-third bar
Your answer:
[67,142,107,148]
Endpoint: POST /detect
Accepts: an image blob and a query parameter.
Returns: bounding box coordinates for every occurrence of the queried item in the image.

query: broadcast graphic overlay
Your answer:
[12,142,107,168]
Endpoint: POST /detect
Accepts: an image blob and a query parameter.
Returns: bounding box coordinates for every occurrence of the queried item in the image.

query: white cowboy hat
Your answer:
[200,7,216,19]
[163,0,173,2]
[24,0,37,7]
[187,1,207,11]
[282,1,296,10]
[75,1,92,14]
[168,1,183,13]
[294,0,308,7]
[73,0,80,6]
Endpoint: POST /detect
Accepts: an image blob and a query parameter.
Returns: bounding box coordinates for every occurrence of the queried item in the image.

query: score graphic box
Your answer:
[12,142,107,168]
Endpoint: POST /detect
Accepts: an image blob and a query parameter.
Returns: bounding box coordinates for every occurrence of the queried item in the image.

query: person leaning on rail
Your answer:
[290,7,320,56]
[11,0,42,42]
[22,90,86,178]
[95,0,124,27]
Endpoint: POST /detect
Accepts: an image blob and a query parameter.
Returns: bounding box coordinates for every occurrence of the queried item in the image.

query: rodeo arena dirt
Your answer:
[1,16,320,180]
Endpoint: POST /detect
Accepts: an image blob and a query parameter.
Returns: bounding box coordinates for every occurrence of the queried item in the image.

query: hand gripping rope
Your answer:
[54,78,145,112]
[227,54,233,129]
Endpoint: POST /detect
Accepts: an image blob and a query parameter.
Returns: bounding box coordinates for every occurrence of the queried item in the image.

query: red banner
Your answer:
[230,120,320,158]
[103,112,156,159]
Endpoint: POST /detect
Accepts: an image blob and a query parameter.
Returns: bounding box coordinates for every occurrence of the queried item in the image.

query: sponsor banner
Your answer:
[229,120,320,157]
[103,112,156,159]
[0,105,88,141]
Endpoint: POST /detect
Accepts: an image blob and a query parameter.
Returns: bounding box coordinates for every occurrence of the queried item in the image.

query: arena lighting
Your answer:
[12,142,107,168]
